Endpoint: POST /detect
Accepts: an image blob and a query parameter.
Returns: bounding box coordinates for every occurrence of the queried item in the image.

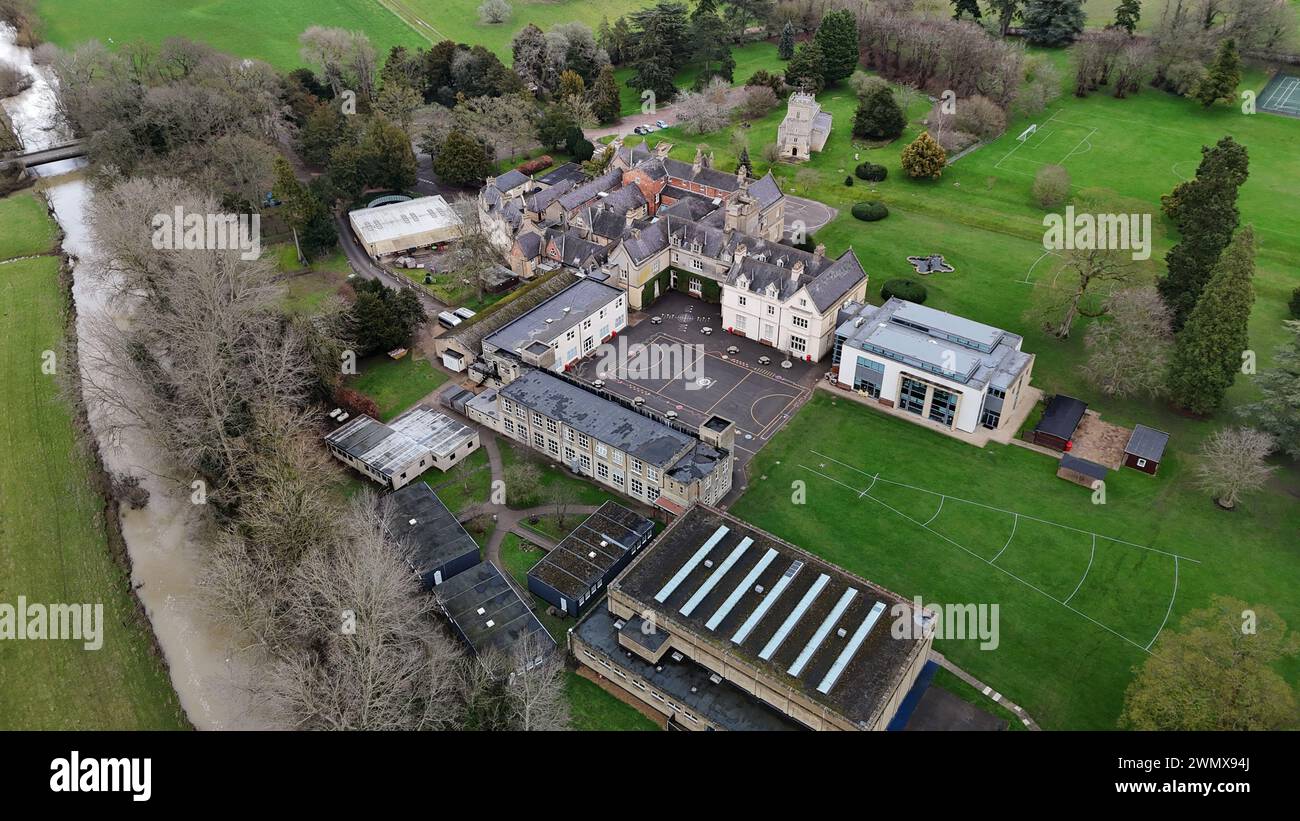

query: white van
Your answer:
[437,311,462,329]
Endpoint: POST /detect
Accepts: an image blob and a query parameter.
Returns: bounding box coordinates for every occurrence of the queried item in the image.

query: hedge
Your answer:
[880,278,927,304]
[851,201,889,221]
[854,162,888,182]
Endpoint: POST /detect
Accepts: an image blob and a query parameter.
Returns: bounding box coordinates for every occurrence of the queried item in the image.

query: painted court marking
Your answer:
[801,450,1197,653]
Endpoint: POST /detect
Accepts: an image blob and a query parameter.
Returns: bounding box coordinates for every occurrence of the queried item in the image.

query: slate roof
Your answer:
[543,227,607,269]
[1125,424,1170,461]
[491,169,530,192]
[484,278,623,353]
[526,178,576,212]
[384,483,480,577]
[1037,395,1088,440]
[557,168,623,212]
[499,369,727,474]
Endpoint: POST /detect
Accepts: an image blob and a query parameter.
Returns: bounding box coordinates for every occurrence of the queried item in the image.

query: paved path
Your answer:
[930,650,1042,730]
[585,87,751,142]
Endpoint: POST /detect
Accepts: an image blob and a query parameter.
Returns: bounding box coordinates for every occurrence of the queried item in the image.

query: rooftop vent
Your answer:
[754,584,765,594]
[588,551,597,559]
[613,619,626,629]
[476,607,485,615]
[704,559,714,568]
[671,652,684,662]
[655,665,663,672]
[408,518,418,526]
[709,673,723,685]
[836,627,848,638]
[485,619,495,628]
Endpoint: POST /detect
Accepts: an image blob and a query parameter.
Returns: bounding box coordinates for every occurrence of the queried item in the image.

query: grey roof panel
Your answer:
[1125,424,1170,461]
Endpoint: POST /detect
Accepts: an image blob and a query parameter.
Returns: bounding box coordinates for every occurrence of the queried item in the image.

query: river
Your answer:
[2,24,259,729]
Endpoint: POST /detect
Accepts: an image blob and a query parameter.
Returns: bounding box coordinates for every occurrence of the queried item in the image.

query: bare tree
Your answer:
[450,196,501,303]
[1082,286,1173,399]
[1029,246,1137,339]
[504,631,570,731]
[502,459,542,508]
[675,77,732,135]
[545,476,579,530]
[298,26,376,100]
[1194,427,1277,510]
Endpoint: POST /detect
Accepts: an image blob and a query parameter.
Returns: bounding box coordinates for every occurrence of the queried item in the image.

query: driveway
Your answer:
[783,195,838,239]
[332,211,448,315]
[586,87,751,142]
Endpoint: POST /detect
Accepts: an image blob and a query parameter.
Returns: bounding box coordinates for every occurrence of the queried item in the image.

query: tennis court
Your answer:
[1258,72,1300,117]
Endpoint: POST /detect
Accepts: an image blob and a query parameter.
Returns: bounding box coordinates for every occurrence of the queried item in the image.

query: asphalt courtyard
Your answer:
[783,195,838,241]
[571,293,824,476]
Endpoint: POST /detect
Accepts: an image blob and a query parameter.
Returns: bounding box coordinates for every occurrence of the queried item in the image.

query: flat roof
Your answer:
[1125,424,1169,461]
[574,607,804,730]
[325,405,475,478]
[348,195,462,245]
[483,278,623,353]
[863,323,981,381]
[384,483,480,576]
[613,505,929,729]
[436,561,556,663]
[892,300,1005,350]
[1060,453,1108,481]
[528,501,655,599]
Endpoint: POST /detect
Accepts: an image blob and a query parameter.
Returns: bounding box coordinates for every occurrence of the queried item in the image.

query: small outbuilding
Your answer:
[1123,424,1170,475]
[384,482,481,588]
[527,501,656,617]
[435,561,556,670]
[1057,453,1108,489]
[1033,394,1088,452]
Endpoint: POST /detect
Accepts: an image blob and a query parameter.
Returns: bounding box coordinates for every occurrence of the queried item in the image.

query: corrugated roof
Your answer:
[347,196,462,245]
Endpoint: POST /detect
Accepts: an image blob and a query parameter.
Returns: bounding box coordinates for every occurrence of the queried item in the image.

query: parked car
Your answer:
[655,119,668,129]
[453,307,476,321]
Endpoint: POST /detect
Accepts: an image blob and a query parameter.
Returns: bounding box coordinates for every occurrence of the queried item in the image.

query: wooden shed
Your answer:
[1123,424,1170,475]
[1057,453,1109,489]
[1033,394,1088,451]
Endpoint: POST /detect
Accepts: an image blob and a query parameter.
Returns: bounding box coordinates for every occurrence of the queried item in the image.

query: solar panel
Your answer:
[787,587,858,677]
[731,560,801,645]
[759,573,829,661]
[680,537,753,617]
[654,525,729,603]
[817,601,887,694]
[705,548,778,630]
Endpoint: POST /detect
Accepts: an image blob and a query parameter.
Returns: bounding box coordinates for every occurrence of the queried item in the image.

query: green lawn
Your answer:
[278,248,355,315]
[0,190,59,260]
[396,265,509,313]
[730,392,1300,729]
[423,446,492,514]
[0,191,186,729]
[347,353,448,420]
[35,0,425,69]
[499,439,625,509]
[566,670,660,730]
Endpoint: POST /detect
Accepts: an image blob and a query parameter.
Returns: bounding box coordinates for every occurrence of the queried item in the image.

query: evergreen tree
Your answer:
[1112,0,1140,33]
[778,21,796,60]
[1194,39,1241,108]
[785,41,827,93]
[901,131,947,178]
[689,0,736,85]
[813,9,859,86]
[952,0,982,19]
[1240,320,1300,460]
[272,159,337,260]
[1158,137,1250,330]
[737,145,752,176]
[853,85,907,141]
[1021,0,1086,47]
[1167,227,1257,415]
[628,6,686,105]
[359,116,418,192]
[431,130,494,187]
[591,63,622,124]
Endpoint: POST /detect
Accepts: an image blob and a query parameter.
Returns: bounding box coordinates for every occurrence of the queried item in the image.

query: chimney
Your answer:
[733,243,748,263]
[791,260,805,284]
[630,227,641,240]
[625,210,635,227]
[692,145,704,175]
[654,141,671,158]
[813,243,826,258]
[486,175,496,190]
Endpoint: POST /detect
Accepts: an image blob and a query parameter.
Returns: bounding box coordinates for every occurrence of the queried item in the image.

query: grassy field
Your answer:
[348,352,448,420]
[35,0,425,69]
[929,667,1029,730]
[499,439,625,509]
[730,392,1300,729]
[0,190,186,729]
[566,670,660,730]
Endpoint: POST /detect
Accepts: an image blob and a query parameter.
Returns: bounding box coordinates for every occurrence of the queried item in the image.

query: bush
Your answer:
[881,278,927,304]
[736,85,779,121]
[953,94,1006,140]
[516,155,553,175]
[333,386,381,420]
[1164,60,1207,97]
[855,162,887,182]
[1290,286,1300,318]
[844,176,854,186]
[851,201,889,221]
[1032,164,1071,208]
[901,131,946,179]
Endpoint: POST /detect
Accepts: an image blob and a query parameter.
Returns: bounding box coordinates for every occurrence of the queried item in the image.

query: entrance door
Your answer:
[560,597,567,614]
[433,569,443,585]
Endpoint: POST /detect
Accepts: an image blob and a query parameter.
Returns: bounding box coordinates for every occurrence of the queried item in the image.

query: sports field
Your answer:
[731,393,1300,729]
[0,190,186,729]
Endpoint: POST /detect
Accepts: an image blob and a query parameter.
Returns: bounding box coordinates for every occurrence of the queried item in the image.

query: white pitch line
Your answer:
[807,450,1200,564]
[1064,534,1096,606]
[1146,556,1180,651]
[923,497,945,527]
[797,465,1153,654]
[992,513,1018,564]
[858,472,879,498]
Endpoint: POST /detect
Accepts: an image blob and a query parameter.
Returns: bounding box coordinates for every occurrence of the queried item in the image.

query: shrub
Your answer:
[477,0,512,24]
[1290,286,1300,318]
[953,94,1006,140]
[516,154,553,175]
[934,128,976,154]
[1164,60,1207,97]
[852,85,907,141]
[333,386,381,420]
[901,131,946,179]
[1032,164,1071,208]
[844,176,854,186]
[881,278,927,304]
[854,162,887,182]
[745,69,785,95]
[851,201,889,221]
[736,85,779,121]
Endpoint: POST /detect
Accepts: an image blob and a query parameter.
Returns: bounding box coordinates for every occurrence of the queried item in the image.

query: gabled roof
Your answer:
[1125,424,1169,461]
[618,219,669,264]
[492,169,530,192]
[526,178,576,212]
[557,168,623,212]
[543,227,607,268]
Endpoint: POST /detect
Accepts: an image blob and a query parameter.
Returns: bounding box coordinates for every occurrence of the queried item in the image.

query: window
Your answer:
[1136,458,1147,468]
[980,409,1001,429]
[564,428,574,443]
[597,462,610,480]
[987,386,1006,399]
[516,406,526,420]
[599,308,606,319]
[533,431,545,449]
[545,418,557,434]
[612,451,624,466]
[631,458,642,474]
[612,471,625,487]
[566,329,575,341]
[583,319,591,329]
[735,314,747,331]
[504,419,515,434]
[790,335,806,354]
[596,443,608,458]
[564,446,576,464]
[547,438,560,456]
[646,466,659,483]
[578,434,589,448]
[738,295,747,307]
[630,477,644,496]
[502,399,514,415]
[645,485,659,501]
[929,387,958,427]
[791,315,809,329]
[690,258,703,271]
[799,298,807,307]
[532,412,543,427]
[583,336,595,353]
[767,305,776,316]
[900,376,927,416]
